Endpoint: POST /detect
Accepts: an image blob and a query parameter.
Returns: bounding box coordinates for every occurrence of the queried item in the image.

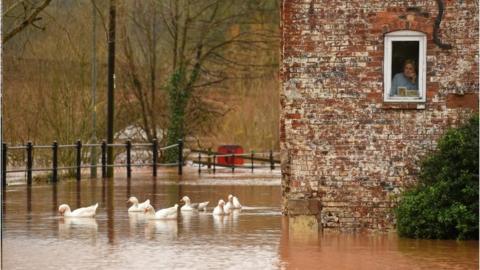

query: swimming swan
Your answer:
[180,196,209,211]
[127,197,151,212]
[225,195,234,213]
[58,203,98,218]
[233,196,242,209]
[213,200,230,216]
[144,204,179,220]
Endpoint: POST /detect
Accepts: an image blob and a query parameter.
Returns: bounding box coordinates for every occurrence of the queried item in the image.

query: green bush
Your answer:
[396,115,479,240]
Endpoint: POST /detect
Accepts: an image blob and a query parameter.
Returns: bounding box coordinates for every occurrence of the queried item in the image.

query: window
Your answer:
[384,31,426,103]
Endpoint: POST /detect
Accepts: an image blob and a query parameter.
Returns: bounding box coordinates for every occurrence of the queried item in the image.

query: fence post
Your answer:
[213,154,216,174]
[101,140,107,178]
[207,148,212,170]
[152,139,158,177]
[2,143,7,187]
[270,150,274,170]
[177,139,183,175]
[231,153,235,173]
[126,140,132,178]
[90,139,97,179]
[198,153,201,174]
[52,141,58,183]
[26,141,33,185]
[76,140,82,181]
[251,151,254,173]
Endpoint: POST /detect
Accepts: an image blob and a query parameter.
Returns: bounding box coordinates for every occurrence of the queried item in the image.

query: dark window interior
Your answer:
[391,41,419,78]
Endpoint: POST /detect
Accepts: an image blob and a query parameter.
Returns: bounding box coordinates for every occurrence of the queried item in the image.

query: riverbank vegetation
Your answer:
[396,115,479,240]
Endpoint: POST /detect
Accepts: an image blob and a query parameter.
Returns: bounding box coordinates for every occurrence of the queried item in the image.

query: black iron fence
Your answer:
[190,149,280,174]
[2,139,184,186]
[1,140,281,186]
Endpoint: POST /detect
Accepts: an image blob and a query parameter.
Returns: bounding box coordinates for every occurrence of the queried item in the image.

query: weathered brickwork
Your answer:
[280,0,479,230]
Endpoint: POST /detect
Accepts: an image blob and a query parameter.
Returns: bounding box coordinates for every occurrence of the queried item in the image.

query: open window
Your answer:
[384,31,426,103]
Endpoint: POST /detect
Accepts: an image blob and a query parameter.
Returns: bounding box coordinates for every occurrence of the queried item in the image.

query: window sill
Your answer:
[384,96,424,103]
[381,102,426,110]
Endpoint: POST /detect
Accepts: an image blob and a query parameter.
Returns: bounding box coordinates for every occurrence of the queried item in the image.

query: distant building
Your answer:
[280,1,478,230]
[114,125,163,164]
[115,125,157,142]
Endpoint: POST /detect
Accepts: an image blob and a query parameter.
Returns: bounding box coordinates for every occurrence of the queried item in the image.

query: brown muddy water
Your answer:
[2,176,478,270]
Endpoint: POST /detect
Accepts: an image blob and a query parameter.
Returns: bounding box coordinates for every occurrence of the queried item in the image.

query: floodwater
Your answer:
[2,175,478,270]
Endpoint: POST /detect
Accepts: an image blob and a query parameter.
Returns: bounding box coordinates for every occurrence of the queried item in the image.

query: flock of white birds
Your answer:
[57,195,242,220]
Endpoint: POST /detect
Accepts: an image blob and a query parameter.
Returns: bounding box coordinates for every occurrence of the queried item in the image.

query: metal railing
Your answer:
[1,139,281,185]
[190,149,280,174]
[2,139,184,186]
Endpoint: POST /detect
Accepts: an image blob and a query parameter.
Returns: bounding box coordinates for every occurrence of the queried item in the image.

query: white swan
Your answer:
[180,196,209,211]
[233,196,242,209]
[58,203,98,218]
[127,196,151,212]
[198,201,209,211]
[225,195,234,213]
[144,204,178,220]
[213,199,230,215]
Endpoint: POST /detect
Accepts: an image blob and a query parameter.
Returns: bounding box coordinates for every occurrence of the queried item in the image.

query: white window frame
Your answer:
[383,31,426,103]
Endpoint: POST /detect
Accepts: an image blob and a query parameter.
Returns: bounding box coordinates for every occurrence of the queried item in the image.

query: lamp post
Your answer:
[106,0,116,178]
[91,1,97,178]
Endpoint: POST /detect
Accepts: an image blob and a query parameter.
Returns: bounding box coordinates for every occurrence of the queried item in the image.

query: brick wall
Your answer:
[280,0,479,230]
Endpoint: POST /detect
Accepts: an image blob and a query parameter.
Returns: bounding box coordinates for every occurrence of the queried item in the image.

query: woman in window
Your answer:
[390,59,418,96]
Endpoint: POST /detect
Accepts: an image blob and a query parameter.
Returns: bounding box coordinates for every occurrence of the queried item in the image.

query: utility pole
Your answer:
[90,1,97,178]
[151,2,157,140]
[107,0,116,178]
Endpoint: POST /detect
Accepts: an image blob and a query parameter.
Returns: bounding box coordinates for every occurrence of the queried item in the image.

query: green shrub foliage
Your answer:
[396,115,479,240]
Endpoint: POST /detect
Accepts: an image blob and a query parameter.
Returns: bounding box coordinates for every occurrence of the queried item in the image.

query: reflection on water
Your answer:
[128,212,146,226]
[212,214,228,232]
[145,220,178,240]
[58,218,98,239]
[2,177,478,270]
[51,183,57,213]
[106,178,115,245]
[2,187,6,219]
[180,211,196,231]
[126,178,131,199]
[3,177,282,270]
[279,216,479,270]
[76,181,81,209]
[26,185,32,213]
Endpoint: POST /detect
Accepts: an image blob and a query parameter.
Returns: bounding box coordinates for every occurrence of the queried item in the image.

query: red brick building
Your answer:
[280,1,478,230]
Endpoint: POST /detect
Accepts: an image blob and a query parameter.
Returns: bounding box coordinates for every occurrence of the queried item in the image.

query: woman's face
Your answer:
[403,63,416,78]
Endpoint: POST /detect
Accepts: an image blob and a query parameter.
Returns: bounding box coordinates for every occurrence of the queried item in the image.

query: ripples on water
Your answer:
[2,177,478,270]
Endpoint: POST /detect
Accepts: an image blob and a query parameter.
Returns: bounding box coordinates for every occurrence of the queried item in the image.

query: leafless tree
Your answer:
[118,0,277,150]
[2,0,53,44]
[118,0,166,143]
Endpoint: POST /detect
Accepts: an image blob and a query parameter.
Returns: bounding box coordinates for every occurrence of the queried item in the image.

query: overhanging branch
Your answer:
[3,0,53,44]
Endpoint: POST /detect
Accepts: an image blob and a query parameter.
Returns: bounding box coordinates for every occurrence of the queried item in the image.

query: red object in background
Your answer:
[217,145,244,165]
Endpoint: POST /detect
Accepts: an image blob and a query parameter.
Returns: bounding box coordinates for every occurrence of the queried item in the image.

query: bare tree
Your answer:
[118,0,166,143]
[160,0,277,159]
[3,1,108,173]
[2,0,53,44]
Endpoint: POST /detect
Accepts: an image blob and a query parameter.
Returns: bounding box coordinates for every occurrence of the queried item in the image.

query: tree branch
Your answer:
[3,0,53,44]
[90,0,109,38]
